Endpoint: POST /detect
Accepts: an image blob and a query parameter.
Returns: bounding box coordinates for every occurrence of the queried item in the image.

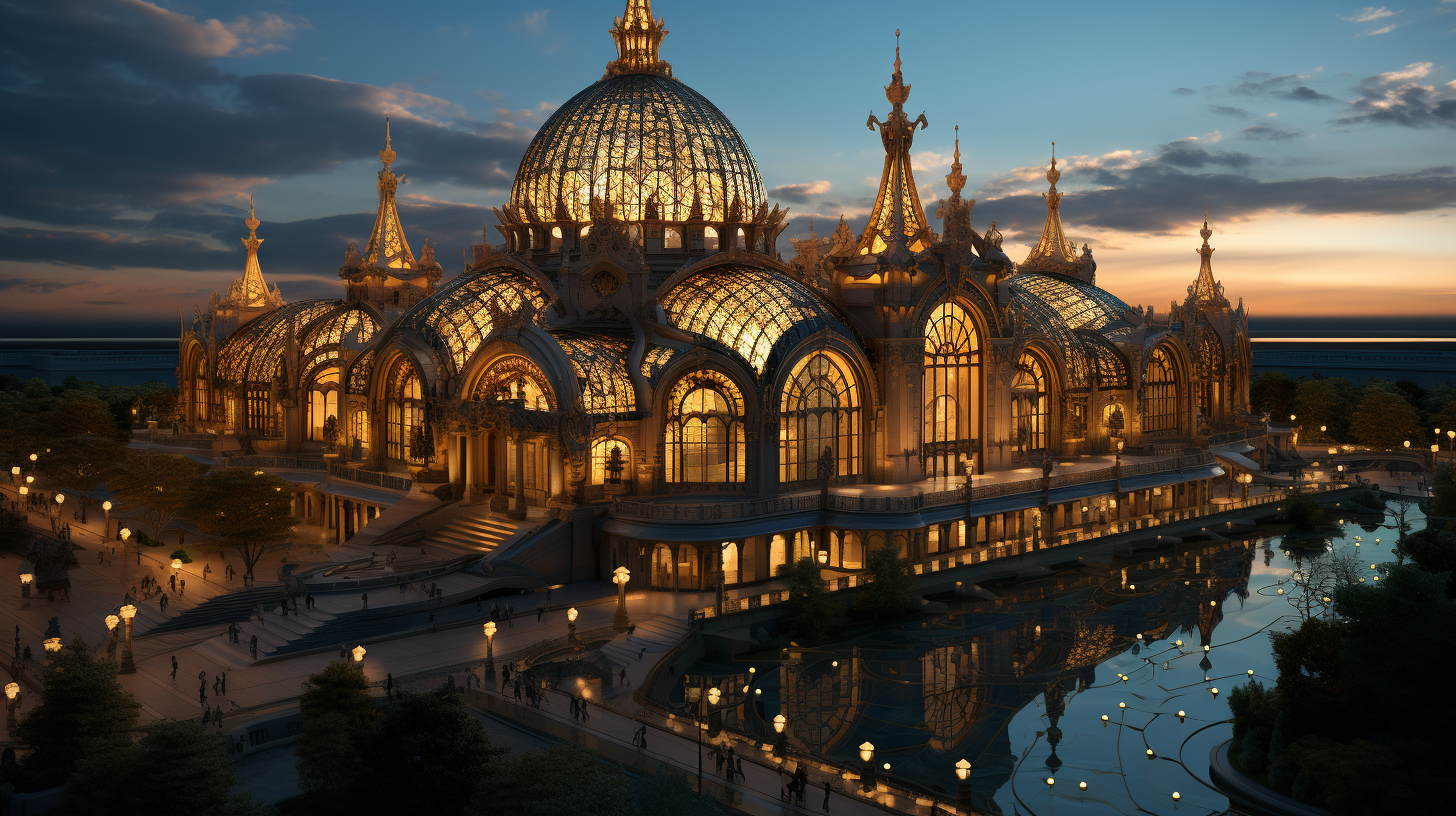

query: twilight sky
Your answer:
[2,0,1455,335]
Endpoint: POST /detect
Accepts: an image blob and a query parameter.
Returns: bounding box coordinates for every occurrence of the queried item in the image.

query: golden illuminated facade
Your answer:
[179,0,1252,591]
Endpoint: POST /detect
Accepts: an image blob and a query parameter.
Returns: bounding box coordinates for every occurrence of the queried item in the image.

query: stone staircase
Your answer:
[601,614,691,668]
[423,508,535,559]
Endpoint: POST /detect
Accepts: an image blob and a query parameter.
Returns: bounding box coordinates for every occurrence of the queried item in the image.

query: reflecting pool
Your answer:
[667,496,1426,815]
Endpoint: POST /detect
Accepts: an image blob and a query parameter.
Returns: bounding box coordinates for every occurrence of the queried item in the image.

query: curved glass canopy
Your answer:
[553,332,636,415]
[217,300,341,384]
[401,266,549,373]
[660,264,841,375]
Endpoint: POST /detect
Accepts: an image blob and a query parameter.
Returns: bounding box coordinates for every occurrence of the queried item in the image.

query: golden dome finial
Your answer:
[894,29,901,75]
[945,124,966,195]
[1200,205,1213,246]
[245,194,259,238]
[379,115,396,170]
[1046,141,1061,188]
[606,0,670,77]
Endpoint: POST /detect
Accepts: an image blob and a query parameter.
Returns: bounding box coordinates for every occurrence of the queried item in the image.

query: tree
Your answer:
[295,712,362,815]
[1293,378,1354,442]
[60,721,271,816]
[470,742,628,816]
[46,391,125,442]
[1283,549,1361,620]
[1395,526,1456,597]
[108,452,205,539]
[1282,493,1327,533]
[13,638,141,786]
[355,687,505,816]
[854,545,915,623]
[1348,390,1422,450]
[1431,466,1456,518]
[780,557,845,643]
[1276,736,1415,816]
[185,469,295,580]
[1250,371,1296,420]
[300,660,376,725]
[0,505,29,552]
[1433,398,1456,438]
[38,435,127,522]
[1269,617,1344,740]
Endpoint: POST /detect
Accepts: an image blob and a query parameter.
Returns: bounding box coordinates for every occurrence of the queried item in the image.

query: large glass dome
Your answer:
[509,72,766,224]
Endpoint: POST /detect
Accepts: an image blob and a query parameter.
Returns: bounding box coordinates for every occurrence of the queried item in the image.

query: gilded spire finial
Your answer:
[1190,210,1226,307]
[1047,141,1061,187]
[605,0,670,78]
[380,115,396,170]
[246,194,259,238]
[860,29,930,258]
[945,124,966,195]
[894,29,901,75]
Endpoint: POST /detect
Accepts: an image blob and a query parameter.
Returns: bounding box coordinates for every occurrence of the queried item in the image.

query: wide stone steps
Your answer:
[423,512,524,558]
[601,614,691,667]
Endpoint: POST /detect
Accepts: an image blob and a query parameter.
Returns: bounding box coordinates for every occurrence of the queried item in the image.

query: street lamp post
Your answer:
[1447,429,1455,451]
[19,570,32,608]
[102,500,112,537]
[956,759,972,810]
[119,603,137,674]
[773,713,788,758]
[4,682,19,729]
[859,741,876,793]
[483,620,496,677]
[566,606,579,646]
[612,567,631,632]
[105,613,120,663]
[53,492,64,522]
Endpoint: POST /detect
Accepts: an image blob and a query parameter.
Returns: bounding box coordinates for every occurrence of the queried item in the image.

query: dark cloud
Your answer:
[768,181,832,204]
[0,276,74,294]
[1155,139,1257,170]
[1210,105,1251,118]
[1335,64,1456,129]
[1226,72,1337,103]
[1280,85,1338,103]
[973,163,1456,236]
[1171,87,1197,96]
[0,0,532,229]
[1240,124,1304,141]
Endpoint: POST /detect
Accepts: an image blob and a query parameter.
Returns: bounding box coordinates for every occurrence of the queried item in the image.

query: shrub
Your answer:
[1226,679,1280,743]
[168,549,192,564]
[1283,493,1327,531]
[1346,489,1385,512]
[1239,726,1269,773]
[1279,736,1416,815]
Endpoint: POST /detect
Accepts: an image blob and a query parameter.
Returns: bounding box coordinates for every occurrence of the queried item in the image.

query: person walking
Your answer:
[361,592,368,611]
[169,573,176,593]
[537,605,544,623]
[638,727,647,752]
[619,667,628,687]
[386,673,394,701]
[159,593,169,613]
[203,564,211,581]
[249,635,258,660]
[513,678,523,702]
[170,655,178,681]
[221,671,227,696]
[501,665,510,692]
[822,780,832,813]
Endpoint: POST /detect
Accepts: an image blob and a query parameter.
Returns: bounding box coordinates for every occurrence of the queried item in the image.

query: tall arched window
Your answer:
[1143,347,1179,434]
[1010,353,1050,455]
[385,360,425,464]
[192,355,209,422]
[472,354,554,410]
[349,407,370,457]
[590,436,633,485]
[780,350,861,483]
[923,300,981,477]
[665,370,745,484]
[1195,333,1223,423]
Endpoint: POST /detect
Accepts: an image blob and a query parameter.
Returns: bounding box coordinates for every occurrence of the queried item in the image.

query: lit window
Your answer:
[664,227,682,249]
[1011,353,1050,455]
[922,300,980,477]
[591,436,633,485]
[779,351,861,483]
[1143,347,1178,434]
[664,370,745,484]
[703,225,719,251]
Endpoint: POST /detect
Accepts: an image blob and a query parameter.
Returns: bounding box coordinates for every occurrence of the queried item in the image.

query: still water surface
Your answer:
[669,498,1425,815]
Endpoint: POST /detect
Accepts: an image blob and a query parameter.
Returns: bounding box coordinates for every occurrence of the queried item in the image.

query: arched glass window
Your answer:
[1196,334,1222,422]
[1143,347,1179,434]
[471,354,554,411]
[590,436,632,485]
[385,360,424,464]
[922,300,980,477]
[1011,353,1049,455]
[307,367,341,442]
[779,350,861,483]
[664,370,745,484]
[193,355,209,422]
[349,407,370,456]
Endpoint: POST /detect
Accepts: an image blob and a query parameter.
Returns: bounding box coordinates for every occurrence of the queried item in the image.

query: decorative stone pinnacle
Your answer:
[380,115,396,169]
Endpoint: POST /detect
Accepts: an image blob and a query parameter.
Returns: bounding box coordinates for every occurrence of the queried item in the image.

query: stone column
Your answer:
[463,434,478,504]
[510,433,527,519]
[549,440,564,500]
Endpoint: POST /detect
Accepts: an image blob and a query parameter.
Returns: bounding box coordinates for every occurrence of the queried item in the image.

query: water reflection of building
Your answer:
[178,0,1249,591]
[751,534,1257,813]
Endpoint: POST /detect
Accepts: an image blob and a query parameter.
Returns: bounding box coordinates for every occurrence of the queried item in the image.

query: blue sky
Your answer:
[2,0,1455,331]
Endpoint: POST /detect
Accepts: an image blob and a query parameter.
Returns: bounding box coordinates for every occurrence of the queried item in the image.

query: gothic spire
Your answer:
[1189,207,1229,307]
[224,196,283,314]
[935,124,975,243]
[858,29,932,257]
[604,0,671,78]
[1020,142,1082,275]
[365,115,416,270]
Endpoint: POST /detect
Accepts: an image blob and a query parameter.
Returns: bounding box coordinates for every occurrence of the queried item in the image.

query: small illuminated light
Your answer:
[1119,702,1127,709]
[748,667,756,674]
[352,645,366,662]
[1079,781,1088,791]
[1373,576,1379,582]
[4,683,17,700]
[1210,687,1219,698]
[1129,584,1136,590]
[831,660,839,668]
[1370,564,1376,570]
[1210,600,1217,607]
[754,688,762,696]
[955,758,970,780]
[54,493,64,505]
[120,528,131,541]
[1176,710,1186,722]
[43,637,61,653]
[101,500,111,511]
[119,604,136,620]
[1101,714,1109,726]
[1135,633,1143,641]
[1175,640,1183,647]
[483,621,496,637]
[773,714,786,734]
[105,614,119,631]
[1277,588,1284,595]
[1203,645,1210,652]
[170,558,182,570]
[1173,792,1181,801]
[883,763,891,771]
[1045,777,1055,787]
[859,742,875,763]
[1248,669,1255,676]
[707,687,721,705]
[567,607,578,622]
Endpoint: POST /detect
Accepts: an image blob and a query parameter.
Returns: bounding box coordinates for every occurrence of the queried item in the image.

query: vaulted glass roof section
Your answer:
[402,267,549,373]
[659,265,838,375]
[1010,272,1133,334]
[217,300,341,383]
[553,332,636,415]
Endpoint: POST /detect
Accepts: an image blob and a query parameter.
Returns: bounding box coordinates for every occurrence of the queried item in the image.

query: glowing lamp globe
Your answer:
[4,682,17,700]
[119,604,137,620]
[171,559,183,570]
[351,645,366,662]
[773,714,786,734]
[105,614,119,631]
[707,686,720,705]
[955,759,970,780]
[858,742,875,763]
[567,607,578,623]
[483,621,496,638]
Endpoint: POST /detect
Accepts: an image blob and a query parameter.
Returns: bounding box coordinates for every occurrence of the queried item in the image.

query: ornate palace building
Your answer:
[179,0,1252,592]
